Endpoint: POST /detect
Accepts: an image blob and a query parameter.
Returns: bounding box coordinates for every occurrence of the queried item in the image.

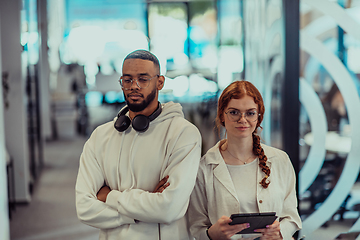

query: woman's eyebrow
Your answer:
[227,107,257,111]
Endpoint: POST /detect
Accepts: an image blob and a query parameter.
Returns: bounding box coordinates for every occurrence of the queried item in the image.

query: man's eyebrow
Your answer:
[138,73,150,76]
[122,73,150,77]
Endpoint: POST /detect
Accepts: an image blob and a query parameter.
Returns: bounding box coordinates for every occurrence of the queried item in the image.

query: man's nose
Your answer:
[130,79,140,89]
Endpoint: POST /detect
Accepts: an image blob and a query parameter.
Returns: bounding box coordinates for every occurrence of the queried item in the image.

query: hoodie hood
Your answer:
[157,101,184,122]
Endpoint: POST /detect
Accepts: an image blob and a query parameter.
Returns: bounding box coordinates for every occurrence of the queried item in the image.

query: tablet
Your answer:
[229,212,277,234]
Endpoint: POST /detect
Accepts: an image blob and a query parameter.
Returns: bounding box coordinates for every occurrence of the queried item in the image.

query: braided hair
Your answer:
[216,80,271,188]
[253,133,270,188]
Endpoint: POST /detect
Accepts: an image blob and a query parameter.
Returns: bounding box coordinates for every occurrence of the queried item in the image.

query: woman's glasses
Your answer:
[225,109,259,122]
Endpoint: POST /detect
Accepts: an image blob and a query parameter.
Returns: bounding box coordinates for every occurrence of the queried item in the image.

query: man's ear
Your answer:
[157,75,165,90]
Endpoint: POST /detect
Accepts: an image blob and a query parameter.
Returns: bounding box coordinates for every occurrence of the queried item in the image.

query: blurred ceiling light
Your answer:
[173,53,189,67]
[104,91,118,104]
[164,76,189,98]
[84,61,99,77]
[189,74,217,96]
[67,26,106,63]
[100,62,114,75]
[85,91,103,107]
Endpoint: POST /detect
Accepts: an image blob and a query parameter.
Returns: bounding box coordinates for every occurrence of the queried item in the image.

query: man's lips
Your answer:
[127,93,143,100]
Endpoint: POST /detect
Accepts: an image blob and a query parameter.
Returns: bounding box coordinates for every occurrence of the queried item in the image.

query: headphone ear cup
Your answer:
[114,115,131,132]
[114,102,162,133]
[131,115,150,133]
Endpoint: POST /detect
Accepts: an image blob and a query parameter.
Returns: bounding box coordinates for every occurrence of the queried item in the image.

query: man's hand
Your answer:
[97,175,169,203]
[97,185,111,202]
[153,175,170,193]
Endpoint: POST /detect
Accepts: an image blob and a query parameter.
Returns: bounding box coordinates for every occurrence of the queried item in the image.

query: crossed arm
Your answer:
[97,175,170,202]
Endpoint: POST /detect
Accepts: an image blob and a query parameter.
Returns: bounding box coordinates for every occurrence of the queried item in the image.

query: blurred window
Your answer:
[188,1,217,70]
[217,0,244,90]
[148,2,188,72]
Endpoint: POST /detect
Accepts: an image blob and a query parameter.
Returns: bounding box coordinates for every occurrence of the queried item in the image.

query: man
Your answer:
[75,50,202,239]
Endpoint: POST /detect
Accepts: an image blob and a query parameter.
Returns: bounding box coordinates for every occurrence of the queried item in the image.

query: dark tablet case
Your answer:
[229,212,277,234]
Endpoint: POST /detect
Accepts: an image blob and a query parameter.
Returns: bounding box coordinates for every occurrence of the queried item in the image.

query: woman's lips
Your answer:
[236,126,249,131]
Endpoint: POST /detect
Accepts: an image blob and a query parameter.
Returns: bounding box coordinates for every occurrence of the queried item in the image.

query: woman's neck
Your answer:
[221,136,255,165]
[227,135,252,154]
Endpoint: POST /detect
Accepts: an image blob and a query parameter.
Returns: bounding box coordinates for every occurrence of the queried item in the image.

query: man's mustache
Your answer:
[126,91,144,98]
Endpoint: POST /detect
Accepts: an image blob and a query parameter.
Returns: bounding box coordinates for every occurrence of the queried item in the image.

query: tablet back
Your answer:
[229,212,277,234]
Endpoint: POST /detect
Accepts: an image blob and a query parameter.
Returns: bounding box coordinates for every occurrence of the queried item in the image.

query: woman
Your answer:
[188,81,301,240]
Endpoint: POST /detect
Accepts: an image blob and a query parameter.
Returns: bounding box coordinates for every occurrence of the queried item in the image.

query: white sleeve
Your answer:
[105,126,202,223]
[188,165,212,240]
[279,156,302,239]
[75,130,135,229]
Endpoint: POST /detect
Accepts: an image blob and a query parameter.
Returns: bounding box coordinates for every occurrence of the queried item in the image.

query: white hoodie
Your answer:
[75,101,202,240]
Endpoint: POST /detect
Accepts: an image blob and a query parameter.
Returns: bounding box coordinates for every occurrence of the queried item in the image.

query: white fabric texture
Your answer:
[227,159,258,213]
[76,101,202,240]
[227,160,262,239]
[187,141,302,240]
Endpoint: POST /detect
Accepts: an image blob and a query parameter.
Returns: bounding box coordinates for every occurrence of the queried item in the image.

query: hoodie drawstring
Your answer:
[128,132,139,189]
[116,131,126,189]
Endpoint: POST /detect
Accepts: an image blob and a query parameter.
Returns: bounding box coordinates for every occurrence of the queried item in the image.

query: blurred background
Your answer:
[1,0,360,239]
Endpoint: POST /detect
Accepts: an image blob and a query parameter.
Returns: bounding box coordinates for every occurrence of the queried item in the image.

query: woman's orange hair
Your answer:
[216,80,270,188]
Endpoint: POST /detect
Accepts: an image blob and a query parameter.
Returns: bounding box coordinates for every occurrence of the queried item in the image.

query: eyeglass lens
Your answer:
[120,75,158,89]
[226,109,258,122]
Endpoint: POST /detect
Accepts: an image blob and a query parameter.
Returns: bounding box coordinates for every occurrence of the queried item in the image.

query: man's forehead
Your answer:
[123,58,154,65]
[123,58,154,66]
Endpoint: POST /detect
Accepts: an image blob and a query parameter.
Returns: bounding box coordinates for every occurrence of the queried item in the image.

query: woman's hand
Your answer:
[208,216,250,240]
[152,175,170,193]
[254,220,282,240]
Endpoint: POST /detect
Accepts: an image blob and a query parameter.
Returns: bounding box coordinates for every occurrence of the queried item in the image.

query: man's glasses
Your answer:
[225,109,259,122]
[119,75,159,90]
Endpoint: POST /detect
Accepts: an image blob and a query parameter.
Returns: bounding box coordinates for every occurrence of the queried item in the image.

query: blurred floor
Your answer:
[9,136,99,240]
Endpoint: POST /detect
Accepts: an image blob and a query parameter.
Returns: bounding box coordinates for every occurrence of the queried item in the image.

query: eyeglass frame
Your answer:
[224,108,260,122]
[119,74,159,90]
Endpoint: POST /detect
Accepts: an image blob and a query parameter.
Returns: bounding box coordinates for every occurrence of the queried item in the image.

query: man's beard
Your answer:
[124,87,157,112]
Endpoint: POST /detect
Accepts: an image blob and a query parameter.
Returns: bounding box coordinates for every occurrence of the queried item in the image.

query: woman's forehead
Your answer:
[227,96,257,109]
